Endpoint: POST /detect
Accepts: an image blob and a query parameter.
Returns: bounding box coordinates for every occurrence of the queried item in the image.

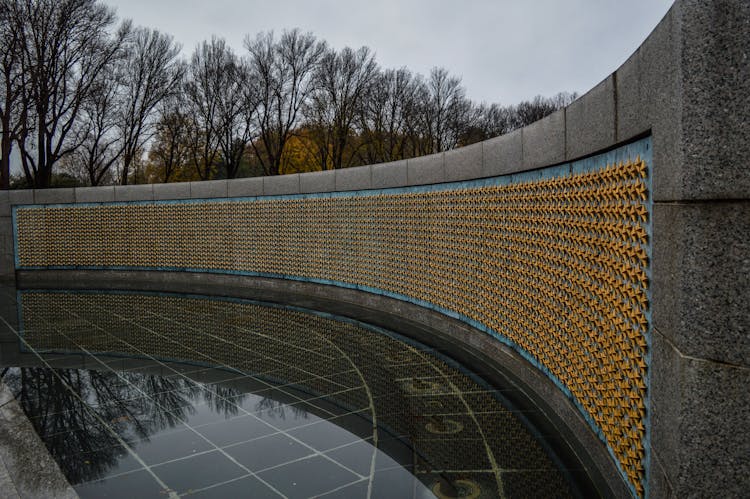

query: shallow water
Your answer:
[0,288,582,498]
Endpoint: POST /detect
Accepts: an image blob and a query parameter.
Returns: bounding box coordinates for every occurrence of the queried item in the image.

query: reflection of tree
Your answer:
[203,383,245,417]
[13,291,576,496]
[255,395,310,423]
[1,366,243,484]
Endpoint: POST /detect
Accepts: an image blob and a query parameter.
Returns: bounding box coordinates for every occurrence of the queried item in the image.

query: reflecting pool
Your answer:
[0,289,585,498]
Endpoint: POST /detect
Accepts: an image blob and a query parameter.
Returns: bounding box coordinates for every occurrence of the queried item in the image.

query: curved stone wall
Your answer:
[1,1,748,498]
[13,139,653,495]
[13,140,650,494]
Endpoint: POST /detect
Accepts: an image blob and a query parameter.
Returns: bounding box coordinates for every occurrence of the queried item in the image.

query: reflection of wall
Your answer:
[3,2,748,497]
[14,145,651,494]
[18,290,574,498]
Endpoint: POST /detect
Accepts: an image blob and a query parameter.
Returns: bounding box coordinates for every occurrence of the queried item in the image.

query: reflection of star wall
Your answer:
[16,148,651,495]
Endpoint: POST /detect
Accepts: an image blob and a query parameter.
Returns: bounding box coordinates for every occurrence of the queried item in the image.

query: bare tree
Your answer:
[464,102,514,143]
[72,62,123,185]
[183,37,230,181]
[412,67,474,155]
[306,46,378,170]
[506,92,577,130]
[118,27,182,185]
[512,95,557,129]
[357,67,421,164]
[549,91,578,109]
[215,56,259,179]
[148,97,191,183]
[245,29,325,175]
[0,0,25,189]
[9,0,129,188]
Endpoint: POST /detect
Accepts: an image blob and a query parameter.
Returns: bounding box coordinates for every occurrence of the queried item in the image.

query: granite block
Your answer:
[335,165,371,191]
[0,234,11,254]
[445,142,482,182]
[565,75,615,160]
[482,129,523,178]
[0,385,78,498]
[0,191,8,217]
[407,153,445,185]
[652,201,750,366]
[676,356,750,495]
[263,174,300,195]
[0,302,17,332]
[0,254,13,278]
[649,329,682,488]
[615,4,679,148]
[0,341,20,367]
[521,109,565,169]
[627,1,750,201]
[0,383,13,408]
[647,452,674,499]
[0,400,25,429]
[75,185,115,203]
[189,179,228,199]
[651,326,750,497]
[372,160,408,189]
[228,177,263,198]
[0,453,21,499]
[614,49,643,144]
[676,0,750,200]
[114,184,154,202]
[152,182,190,200]
[32,188,75,205]
[7,190,33,207]
[300,170,335,194]
[638,5,682,203]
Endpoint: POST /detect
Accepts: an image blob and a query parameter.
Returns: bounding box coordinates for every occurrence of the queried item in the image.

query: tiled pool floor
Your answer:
[0,287,584,498]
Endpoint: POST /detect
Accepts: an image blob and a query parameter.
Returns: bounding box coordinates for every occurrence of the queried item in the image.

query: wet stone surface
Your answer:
[0,286,590,498]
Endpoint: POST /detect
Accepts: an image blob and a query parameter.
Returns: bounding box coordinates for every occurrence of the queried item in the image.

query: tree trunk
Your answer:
[121,153,132,185]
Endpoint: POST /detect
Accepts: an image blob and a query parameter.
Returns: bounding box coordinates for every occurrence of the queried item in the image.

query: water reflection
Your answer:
[3,366,204,484]
[0,290,579,498]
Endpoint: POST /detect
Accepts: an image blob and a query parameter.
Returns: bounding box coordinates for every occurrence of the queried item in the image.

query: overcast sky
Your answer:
[105,0,674,105]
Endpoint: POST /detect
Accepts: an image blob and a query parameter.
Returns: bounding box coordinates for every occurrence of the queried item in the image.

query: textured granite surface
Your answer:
[114,184,154,202]
[445,142,482,181]
[482,129,523,178]
[565,76,615,160]
[263,173,299,195]
[75,185,116,203]
[189,179,228,199]
[227,176,263,197]
[335,165,371,191]
[650,328,750,497]
[0,191,8,217]
[33,188,75,205]
[0,381,78,498]
[372,160,408,189]
[522,109,565,169]
[300,170,335,193]
[652,201,750,367]
[152,181,191,200]
[407,153,445,185]
[676,0,750,200]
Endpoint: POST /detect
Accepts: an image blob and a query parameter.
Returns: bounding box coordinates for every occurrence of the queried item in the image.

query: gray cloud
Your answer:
[106,0,672,103]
